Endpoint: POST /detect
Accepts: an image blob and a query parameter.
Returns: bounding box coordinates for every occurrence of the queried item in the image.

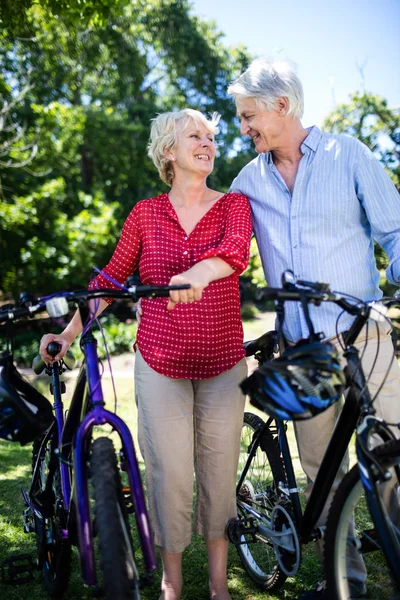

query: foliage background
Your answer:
[0,2,399,598]
[0,0,399,304]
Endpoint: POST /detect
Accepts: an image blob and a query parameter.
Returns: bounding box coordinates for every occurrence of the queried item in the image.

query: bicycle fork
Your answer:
[73,340,156,585]
[73,406,157,585]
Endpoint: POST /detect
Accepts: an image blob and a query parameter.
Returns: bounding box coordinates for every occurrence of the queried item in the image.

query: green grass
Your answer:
[1,425,321,600]
[0,313,378,599]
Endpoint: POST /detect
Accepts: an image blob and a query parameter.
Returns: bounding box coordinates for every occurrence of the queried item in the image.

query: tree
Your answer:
[322,92,400,190]
[0,75,41,197]
[0,0,129,34]
[0,1,254,296]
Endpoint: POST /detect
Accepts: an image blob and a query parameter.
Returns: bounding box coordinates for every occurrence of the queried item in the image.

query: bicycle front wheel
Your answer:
[235,412,288,592]
[324,464,400,599]
[90,436,139,600]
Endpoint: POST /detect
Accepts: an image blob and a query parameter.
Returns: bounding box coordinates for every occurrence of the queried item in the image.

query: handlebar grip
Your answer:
[130,284,191,298]
[31,342,61,375]
[32,354,46,375]
[48,341,62,357]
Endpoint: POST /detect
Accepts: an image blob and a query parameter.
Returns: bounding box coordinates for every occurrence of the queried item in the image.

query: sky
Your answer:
[191,0,400,128]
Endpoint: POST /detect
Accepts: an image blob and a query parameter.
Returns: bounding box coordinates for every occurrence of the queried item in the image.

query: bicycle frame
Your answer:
[237,326,375,553]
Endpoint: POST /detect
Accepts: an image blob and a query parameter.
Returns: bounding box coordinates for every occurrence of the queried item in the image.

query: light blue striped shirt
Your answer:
[231,126,400,342]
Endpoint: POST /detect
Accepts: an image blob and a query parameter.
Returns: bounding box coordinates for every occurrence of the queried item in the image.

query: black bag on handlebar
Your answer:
[0,354,54,446]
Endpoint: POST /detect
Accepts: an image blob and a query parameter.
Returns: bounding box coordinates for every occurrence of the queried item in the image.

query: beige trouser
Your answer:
[134,350,247,553]
[294,319,400,581]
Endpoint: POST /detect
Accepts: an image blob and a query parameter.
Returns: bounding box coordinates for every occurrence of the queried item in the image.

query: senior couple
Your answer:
[40,58,400,600]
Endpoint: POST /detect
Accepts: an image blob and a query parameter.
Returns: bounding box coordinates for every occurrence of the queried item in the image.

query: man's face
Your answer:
[236,97,283,154]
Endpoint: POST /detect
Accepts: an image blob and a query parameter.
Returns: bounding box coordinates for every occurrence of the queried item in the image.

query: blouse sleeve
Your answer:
[198,193,252,274]
[88,207,142,304]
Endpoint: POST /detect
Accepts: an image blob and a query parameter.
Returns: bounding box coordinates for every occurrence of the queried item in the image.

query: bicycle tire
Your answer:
[324,464,400,600]
[31,431,72,599]
[90,436,139,600]
[235,412,288,591]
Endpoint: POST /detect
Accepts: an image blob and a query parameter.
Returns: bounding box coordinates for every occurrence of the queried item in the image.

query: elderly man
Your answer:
[228,57,400,599]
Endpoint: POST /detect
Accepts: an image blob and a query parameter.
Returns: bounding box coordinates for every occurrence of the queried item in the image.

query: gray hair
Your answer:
[147,109,220,187]
[228,57,304,119]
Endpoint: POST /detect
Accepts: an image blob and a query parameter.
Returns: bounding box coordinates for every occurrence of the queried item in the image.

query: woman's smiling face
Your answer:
[169,118,217,177]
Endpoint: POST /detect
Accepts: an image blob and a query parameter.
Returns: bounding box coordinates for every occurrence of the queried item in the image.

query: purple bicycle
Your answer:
[0,282,189,599]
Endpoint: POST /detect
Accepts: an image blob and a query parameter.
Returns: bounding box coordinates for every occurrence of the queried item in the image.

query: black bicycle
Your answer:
[228,272,400,599]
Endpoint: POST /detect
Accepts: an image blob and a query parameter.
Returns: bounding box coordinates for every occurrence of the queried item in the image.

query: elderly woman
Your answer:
[40,108,252,600]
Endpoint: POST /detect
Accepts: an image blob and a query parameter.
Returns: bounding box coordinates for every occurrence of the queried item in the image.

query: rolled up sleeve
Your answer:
[355,144,400,286]
[198,193,252,274]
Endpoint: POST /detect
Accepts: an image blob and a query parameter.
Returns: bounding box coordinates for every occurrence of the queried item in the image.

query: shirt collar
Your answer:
[301,125,323,153]
[264,125,323,165]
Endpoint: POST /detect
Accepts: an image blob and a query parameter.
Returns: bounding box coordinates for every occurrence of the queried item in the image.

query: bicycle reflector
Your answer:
[0,355,54,445]
[240,341,346,420]
[46,296,69,318]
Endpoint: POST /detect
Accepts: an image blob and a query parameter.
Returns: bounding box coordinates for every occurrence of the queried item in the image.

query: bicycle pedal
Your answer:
[123,487,135,514]
[0,554,38,585]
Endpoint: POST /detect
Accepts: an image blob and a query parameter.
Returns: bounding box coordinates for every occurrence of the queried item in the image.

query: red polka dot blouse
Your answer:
[90,192,252,379]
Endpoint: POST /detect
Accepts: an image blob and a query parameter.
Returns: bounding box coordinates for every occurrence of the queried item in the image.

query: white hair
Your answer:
[228,57,304,119]
[147,109,220,186]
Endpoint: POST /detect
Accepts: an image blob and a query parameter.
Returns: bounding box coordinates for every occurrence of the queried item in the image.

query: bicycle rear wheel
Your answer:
[90,436,140,600]
[235,412,289,592]
[324,463,400,599]
[31,431,72,598]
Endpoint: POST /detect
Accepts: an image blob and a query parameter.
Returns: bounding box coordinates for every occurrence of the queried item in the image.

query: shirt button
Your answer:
[184,236,188,240]
[292,216,297,220]
[183,251,188,255]
[293,244,298,248]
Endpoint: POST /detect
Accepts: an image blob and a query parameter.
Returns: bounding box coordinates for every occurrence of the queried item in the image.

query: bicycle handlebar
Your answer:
[255,286,365,315]
[0,284,191,324]
[1,279,398,325]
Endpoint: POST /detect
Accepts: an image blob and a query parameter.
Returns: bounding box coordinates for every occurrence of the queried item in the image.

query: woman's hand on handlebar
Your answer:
[39,332,74,364]
[167,258,234,310]
[167,272,204,310]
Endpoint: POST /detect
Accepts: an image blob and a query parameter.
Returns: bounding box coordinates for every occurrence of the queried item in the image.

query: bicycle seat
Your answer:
[243,330,279,359]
